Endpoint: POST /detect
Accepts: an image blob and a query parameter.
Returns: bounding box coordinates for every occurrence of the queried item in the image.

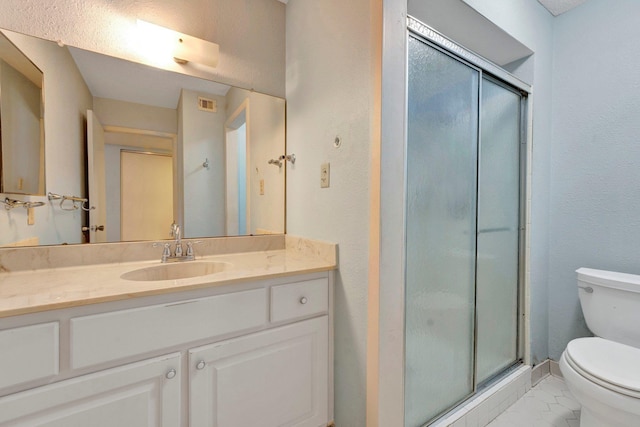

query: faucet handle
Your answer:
[185,241,203,258]
[174,242,183,257]
[163,243,171,257]
[153,242,172,262]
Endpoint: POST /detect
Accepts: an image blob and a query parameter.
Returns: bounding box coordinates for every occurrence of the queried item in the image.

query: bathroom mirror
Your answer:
[0,28,285,247]
[0,30,45,196]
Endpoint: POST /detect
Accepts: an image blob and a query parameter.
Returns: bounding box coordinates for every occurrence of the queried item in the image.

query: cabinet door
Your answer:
[0,353,181,426]
[189,316,328,427]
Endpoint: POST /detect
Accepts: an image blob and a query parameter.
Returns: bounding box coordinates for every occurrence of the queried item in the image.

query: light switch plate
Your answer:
[320,163,330,188]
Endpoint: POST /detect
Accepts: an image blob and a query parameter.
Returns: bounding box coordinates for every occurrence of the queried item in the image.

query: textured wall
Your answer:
[286,0,373,424]
[461,0,554,365]
[548,0,640,359]
[0,0,285,97]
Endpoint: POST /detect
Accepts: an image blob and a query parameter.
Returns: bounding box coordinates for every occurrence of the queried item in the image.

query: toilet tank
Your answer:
[577,268,640,348]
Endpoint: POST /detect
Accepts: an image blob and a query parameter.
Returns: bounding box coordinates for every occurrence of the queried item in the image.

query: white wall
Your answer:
[547,0,640,359]
[0,31,92,246]
[461,0,554,365]
[179,90,226,238]
[286,0,374,425]
[0,0,285,98]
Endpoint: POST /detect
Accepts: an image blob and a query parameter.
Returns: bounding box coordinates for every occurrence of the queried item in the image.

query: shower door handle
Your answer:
[477,227,513,234]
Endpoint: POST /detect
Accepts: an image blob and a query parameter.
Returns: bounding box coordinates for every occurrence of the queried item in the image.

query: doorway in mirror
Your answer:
[120,150,173,241]
[225,103,248,235]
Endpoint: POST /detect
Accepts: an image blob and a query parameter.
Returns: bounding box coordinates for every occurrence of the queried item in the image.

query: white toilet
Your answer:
[560,268,640,427]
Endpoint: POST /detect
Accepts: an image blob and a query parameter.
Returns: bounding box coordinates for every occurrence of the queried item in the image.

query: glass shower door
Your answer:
[405,36,479,427]
[405,33,524,426]
[475,78,521,384]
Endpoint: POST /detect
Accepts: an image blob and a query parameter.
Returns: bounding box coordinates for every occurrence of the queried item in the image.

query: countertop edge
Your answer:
[0,264,335,319]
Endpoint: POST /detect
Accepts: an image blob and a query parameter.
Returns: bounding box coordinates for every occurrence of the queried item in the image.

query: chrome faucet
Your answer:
[155,223,197,263]
[170,223,182,256]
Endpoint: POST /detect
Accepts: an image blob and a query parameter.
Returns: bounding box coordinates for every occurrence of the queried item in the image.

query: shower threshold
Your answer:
[427,363,530,427]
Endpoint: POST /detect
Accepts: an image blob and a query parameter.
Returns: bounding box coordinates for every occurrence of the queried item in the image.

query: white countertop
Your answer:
[0,241,336,318]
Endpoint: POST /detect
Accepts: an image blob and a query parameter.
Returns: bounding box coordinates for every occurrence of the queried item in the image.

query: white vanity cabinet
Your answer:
[0,271,333,427]
[0,353,182,426]
[189,316,328,427]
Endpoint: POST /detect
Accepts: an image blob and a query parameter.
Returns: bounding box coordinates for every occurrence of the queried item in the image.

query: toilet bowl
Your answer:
[560,268,640,427]
[560,337,640,426]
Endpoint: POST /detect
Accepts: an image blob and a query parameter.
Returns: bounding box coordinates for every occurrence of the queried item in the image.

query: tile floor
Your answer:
[487,375,581,427]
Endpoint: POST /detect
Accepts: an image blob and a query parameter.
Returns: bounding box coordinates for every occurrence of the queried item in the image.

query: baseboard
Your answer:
[550,359,563,379]
[531,359,550,386]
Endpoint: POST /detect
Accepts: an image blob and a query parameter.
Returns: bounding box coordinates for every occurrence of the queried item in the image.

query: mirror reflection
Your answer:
[0,31,45,196]
[0,29,285,247]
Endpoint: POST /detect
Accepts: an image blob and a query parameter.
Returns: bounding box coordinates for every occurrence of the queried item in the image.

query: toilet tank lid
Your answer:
[576,268,640,293]
[566,338,640,394]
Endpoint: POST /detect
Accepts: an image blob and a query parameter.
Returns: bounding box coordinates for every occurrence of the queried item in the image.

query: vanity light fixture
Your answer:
[136,19,219,68]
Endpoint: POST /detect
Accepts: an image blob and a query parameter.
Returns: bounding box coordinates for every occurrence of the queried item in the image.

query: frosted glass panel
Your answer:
[405,36,479,427]
[475,79,521,384]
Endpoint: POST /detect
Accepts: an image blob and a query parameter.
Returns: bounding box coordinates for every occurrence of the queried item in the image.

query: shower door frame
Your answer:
[403,16,532,425]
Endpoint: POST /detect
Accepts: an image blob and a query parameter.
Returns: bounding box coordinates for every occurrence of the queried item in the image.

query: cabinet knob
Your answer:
[196,360,206,370]
[166,369,177,379]
[300,297,308,305]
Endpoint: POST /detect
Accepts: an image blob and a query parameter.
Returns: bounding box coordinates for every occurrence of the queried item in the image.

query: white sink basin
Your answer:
[121,261,231,281]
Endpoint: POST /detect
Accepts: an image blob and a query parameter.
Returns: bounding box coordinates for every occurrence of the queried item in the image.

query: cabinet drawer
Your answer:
[270,277,328,323]
[71,288,267,369]
[0,322,59,390]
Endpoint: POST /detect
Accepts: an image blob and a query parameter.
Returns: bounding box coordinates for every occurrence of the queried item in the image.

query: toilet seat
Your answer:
[565,337,640,399]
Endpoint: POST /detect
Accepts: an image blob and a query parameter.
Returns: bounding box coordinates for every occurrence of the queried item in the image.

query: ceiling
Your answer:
[69,47,230,110]
[284,0,587,17]
[537,0,588,16]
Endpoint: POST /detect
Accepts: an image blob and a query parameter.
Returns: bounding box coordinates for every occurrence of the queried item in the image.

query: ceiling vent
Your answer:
[537,0,588,16]
[198,97,217,112]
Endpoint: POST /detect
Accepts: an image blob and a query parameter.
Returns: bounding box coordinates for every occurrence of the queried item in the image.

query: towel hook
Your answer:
[48,192,90,211]
[81,201,95,212]
[1,198,45,210]
[279,154,296,164]
[268,158,283,167]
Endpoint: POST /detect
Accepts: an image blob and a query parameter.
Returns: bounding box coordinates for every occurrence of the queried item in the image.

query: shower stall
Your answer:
[403,18,529,426]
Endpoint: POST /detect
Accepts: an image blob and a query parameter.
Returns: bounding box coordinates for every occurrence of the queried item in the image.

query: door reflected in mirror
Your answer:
[120,151,173,242]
